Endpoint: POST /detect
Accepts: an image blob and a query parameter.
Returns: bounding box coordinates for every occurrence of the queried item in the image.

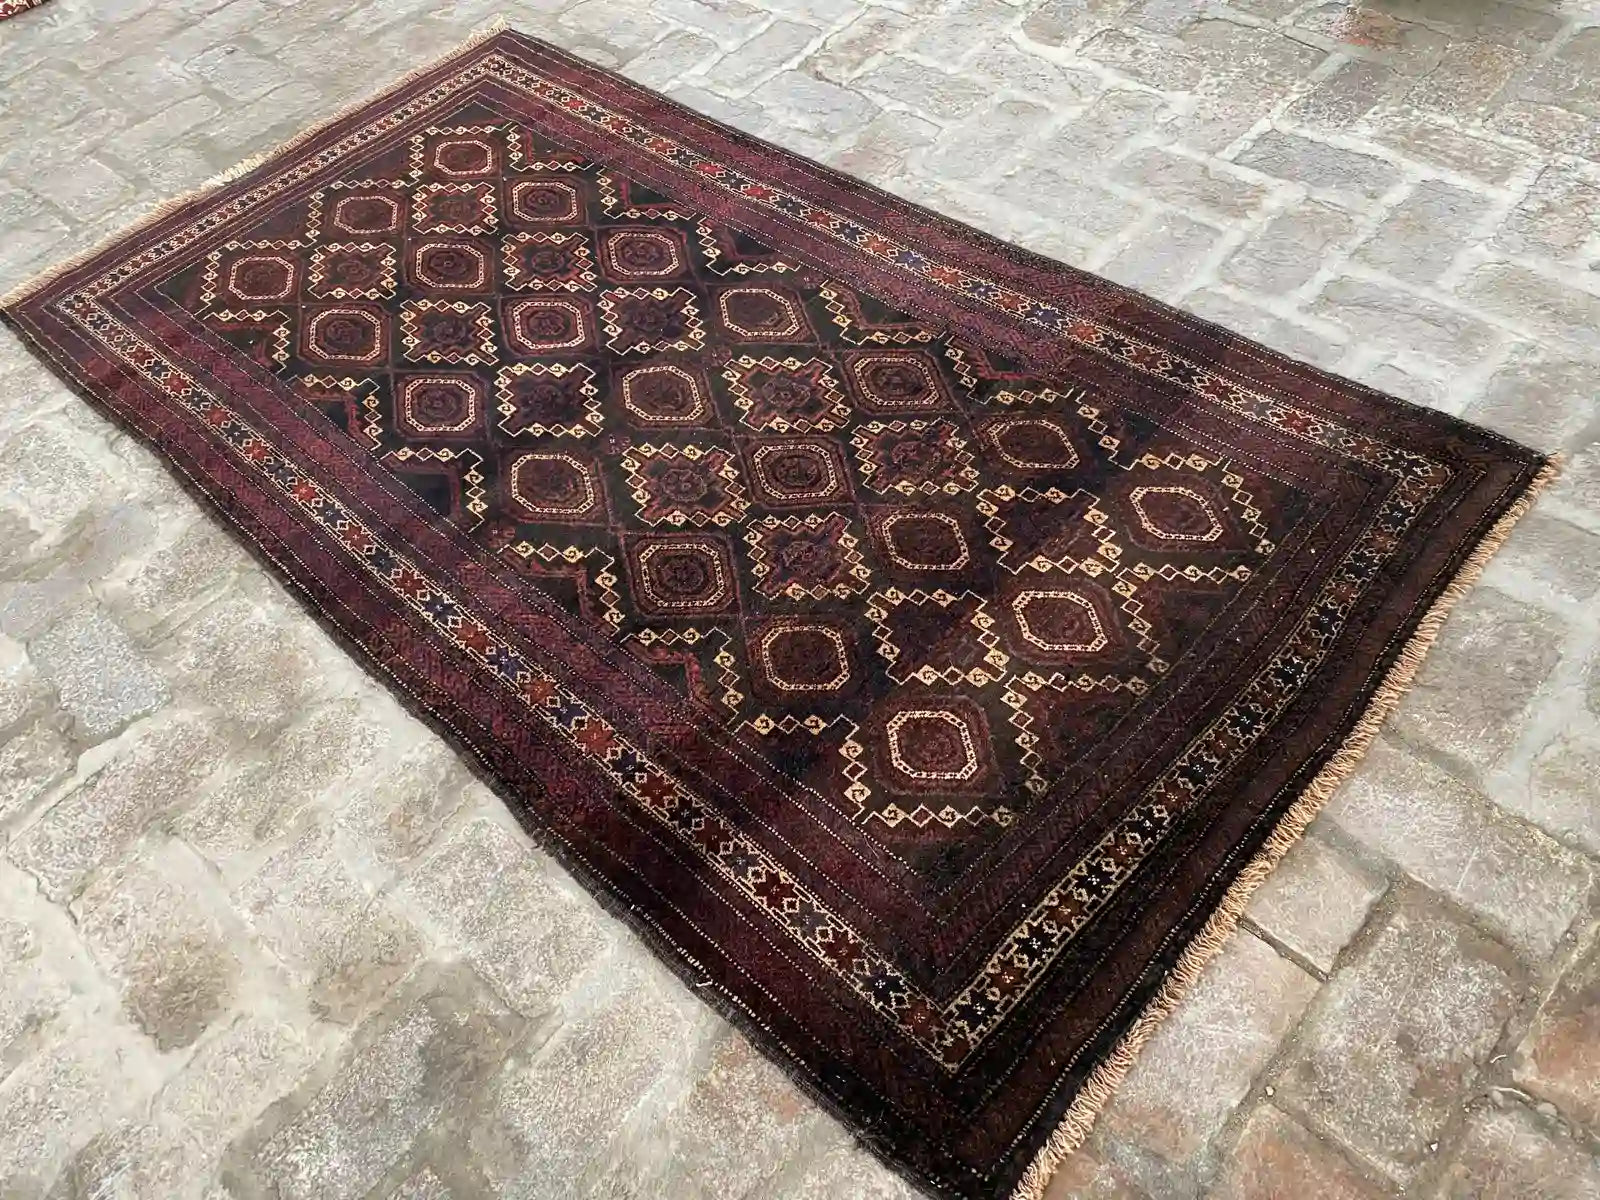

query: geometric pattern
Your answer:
[5,32,1549,1200]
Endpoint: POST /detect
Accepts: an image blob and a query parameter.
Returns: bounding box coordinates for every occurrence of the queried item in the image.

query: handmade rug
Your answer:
[2,27,1554,1200]
[0,0,49,19]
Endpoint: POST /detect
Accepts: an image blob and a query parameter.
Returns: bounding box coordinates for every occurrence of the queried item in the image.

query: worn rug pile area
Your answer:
[1,28,1554,1200]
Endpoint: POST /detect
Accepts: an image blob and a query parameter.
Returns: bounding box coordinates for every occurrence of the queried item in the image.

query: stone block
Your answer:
[1100,932,1317,1169]
[74,837,243,1052]
[622,31,719,91]
[1235,132,1400,205]
[904,0,1018,63]
[163,592,325,736]
[651,0,767,50]
[1465,348,1598,451]
[1114,149,1267,219]
[1004,163,1142,243]
[1039,1140,1151,1199]
[101,517,244,638]
[1403,40,1524,118]
[556,0,671,64]
[1513,923,1600,1132]
[1510,27,1600,119]
[922,100,1052,185]
[1436,1105,1600,1198]
[1023,0,1138,49]
[399,818,609,1017]
[1310,276,1499,363]
[1485,512,1600,607]
[784,1144,923,1199]
[1075,29,1205,91]
[1285,59,1397,130]
[1246,833,1384,975]
[185,45,294,102]
[748,71,881,141]
[854,57,989,122]
[715,21,818,92]
[1329,739,1592,962]
[235,823,420,1024]
[1046,90,1168,162]
[30,606,168,740]
[618,1032,814,1198]
[808,8,913,83]
[0,1021,156,1190]
[1211,1103,1391,1200]
[1181,289,1348,370]
[1354,181,1491,283]
[0,418,120,539]
[1523,734,1600,858]
[1495,165,1600,265]
[1491,99,1600,160]
[232,964,524,1200]
[1276,899,1522,1185]
[1461,263,1600,348]
[1221,201,1355,294]
[178,699,385,871]
[1102,214,1219,297]
[467,965,703,1191]
[1367,112,1531,186]
[1389,587,1561,774]
[333,737,471,868]
[967,40,1098,104]
[0,720,72,831]
[8,712,225,902]
[829,109,940,184]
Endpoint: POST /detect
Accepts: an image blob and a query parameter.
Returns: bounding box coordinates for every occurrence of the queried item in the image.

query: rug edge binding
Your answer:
[1011,450,1565,1200]
[0,17,512,311]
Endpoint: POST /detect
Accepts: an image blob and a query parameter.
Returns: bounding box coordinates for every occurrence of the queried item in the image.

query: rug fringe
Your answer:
[1010,452,1564,1200]
[0,16,511,310]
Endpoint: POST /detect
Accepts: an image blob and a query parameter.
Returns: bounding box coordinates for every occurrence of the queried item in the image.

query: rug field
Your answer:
[0,28,1553,1199]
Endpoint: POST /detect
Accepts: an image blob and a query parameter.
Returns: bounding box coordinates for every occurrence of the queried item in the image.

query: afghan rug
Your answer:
[0,0,49,20]
[1,28,1555,1199]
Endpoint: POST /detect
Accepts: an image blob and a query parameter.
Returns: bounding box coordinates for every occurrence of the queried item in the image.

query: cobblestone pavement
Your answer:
[1,0,1598,1195]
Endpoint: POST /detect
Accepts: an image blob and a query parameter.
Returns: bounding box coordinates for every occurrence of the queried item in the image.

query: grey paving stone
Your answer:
[651,0,768,49]
[1512,922,1600,1134]
[854,56,991,122]
[625,30,721,90]
[29,606,168,741]
[1275,898,1523,1186]
[0,721,72,833]
[1099,932,1317,1171]
[1365,111,1533,187]
[612,1031,816,1198]
[1211,1103,1393,1200]
[398,817,609,1018]
[1113,148,1268,219]
[807,7,914,83]
[467,964,704,1192]
[1523,734,1600,859]
[1403,39,1524,118]
[1310,275,1500,363]
[903,0,1018,64]
[1181,288,1349,370]
[177,699,385,872]
[1221,201,1356,293]
[1102,213,1220,296]
[1436,1104,1600,1198]
[1466,348,1600,451]
[1495,165,1600,265]
[73,837,243,1052]
[1490,100,1600,162]
[233,963,524,1200]
[967,39,1099,104]
[1235,131,1401,206]
[713,20,818,91]
[1353,180,1492,283]
[1485,512,1600,608]
[1461,262,1600,348]
[748,70,881,140]
[1246,833,1385,976]
[1285,58,1397,130]
[1327,738,1593,963]
[8,712,225,902]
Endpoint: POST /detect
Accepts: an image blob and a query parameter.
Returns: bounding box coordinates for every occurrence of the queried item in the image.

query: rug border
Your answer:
[0,26,1562,1200]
